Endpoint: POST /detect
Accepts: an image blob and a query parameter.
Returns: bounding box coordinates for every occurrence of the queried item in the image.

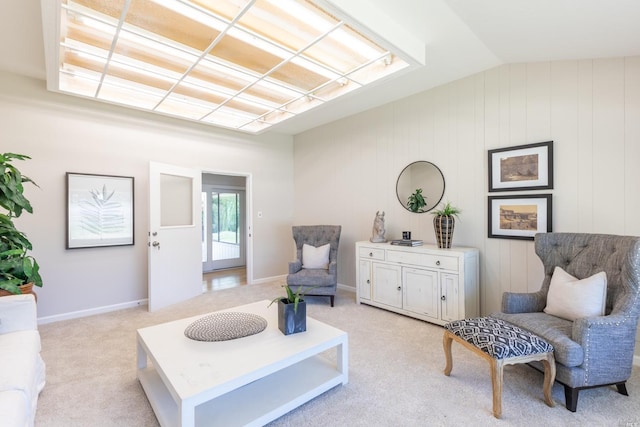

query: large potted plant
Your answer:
[431,201,461,249]
[269,285,315,335]
[0,153,43,297]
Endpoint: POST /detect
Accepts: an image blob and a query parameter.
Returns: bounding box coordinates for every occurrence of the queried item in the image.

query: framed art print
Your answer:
[488,194,552,240]
[66,172,134,249]
[488,141,553,192]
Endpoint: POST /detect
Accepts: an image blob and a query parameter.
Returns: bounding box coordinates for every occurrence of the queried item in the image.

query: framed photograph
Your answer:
[488,194,552,240]
[66,173,134,249]
[488,141,553,192]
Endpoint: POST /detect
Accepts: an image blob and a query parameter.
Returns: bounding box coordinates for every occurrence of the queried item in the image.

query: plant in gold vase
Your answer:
[431,201,461,249]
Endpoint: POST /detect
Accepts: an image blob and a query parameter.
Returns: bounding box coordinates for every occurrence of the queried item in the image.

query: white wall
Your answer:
[0,72,294,319]
[294,56,640,354]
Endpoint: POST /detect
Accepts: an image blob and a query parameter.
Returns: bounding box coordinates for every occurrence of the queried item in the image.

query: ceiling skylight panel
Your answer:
[202,107,259,128]
[232,91,283,112]
[236,0,334,53]
[146,0,229,32]
[328,25,385,61]
[98,75,166,109]
[265,0,337,34]
[240,120,270,133]
[59,69,101,97]
[61,47,109,79]
[155,94,218,119]
[64,7,118,46]
[225,26,291,61]
[312,78,361,101]
[207,33,283,75]
[282,94,323,115]
[191,0,253,23]
[248,79,303,103]
[220,97,271,116]
[348,55,410,85]
[262,108,294,124]
[178,77,237,105]
[184,63,251,98]
[49,0,415,134]
[116,29,198,74]
[120,0,222,53]
[109,50,185,82]
[188,58,304,105]
[301,29,386,74]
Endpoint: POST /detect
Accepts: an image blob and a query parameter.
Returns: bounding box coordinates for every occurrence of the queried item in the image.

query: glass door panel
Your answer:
[202,185,245,271]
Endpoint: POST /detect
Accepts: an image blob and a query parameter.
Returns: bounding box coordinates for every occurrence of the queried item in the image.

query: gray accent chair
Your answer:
[286,225,341,307]
[491,233,640,412]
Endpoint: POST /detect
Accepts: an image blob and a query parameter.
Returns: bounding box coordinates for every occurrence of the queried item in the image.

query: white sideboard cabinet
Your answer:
[356,241,479,326]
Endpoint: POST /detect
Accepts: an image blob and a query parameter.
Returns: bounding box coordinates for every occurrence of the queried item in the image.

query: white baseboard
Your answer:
[337,283,355,293]
[35,275,299,325]
[37,299,148,325]
[250,274,286,285]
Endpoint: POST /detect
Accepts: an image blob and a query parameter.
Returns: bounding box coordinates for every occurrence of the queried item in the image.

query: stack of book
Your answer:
[390,239,423,247]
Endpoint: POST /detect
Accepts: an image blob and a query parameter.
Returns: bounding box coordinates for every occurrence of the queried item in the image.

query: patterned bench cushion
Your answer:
[444,317,553,360]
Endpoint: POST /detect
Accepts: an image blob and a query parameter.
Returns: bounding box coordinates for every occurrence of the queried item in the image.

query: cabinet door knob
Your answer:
[397,286,402,291]
[436,260,441,266]
[441,295,446,301]
[369,252,373,257]
[366,279,370,284]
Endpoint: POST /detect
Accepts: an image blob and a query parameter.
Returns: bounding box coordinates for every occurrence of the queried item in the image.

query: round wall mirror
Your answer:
[396,161,445,213]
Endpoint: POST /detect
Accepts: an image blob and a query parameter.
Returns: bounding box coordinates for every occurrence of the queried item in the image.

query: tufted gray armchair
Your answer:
[286,225,341,307]
[491,233,640,412]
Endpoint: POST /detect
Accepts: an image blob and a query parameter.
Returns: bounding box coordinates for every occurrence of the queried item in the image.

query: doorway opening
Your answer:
[201,173,248,290]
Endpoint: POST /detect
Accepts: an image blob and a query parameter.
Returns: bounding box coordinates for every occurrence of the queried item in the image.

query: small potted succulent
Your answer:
[431,201,461,249]
[0,153,43,298]
[269,285,315,335]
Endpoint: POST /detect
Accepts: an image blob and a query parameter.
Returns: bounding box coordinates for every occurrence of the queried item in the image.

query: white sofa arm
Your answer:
[0,294,37,334]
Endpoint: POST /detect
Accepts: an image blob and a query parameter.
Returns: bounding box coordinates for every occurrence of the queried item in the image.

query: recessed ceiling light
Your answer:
[43,0,411,134]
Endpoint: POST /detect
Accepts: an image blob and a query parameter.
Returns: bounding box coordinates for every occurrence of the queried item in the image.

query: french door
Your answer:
[202,185,246,271]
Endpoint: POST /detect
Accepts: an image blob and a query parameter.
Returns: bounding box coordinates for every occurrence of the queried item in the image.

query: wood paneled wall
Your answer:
[294,56,640,353]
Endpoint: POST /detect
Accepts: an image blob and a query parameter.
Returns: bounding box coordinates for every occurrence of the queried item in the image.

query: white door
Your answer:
[148,162,202,311]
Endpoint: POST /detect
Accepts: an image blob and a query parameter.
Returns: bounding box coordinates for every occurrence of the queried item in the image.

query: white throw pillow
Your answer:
[302,243,330,269]
[543,266,607,321]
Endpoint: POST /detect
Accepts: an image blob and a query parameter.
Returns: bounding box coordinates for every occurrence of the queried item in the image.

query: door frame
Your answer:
[202,184,246,271]
[201,169,253,285]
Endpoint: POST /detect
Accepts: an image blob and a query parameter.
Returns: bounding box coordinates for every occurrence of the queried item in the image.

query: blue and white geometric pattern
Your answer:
[445,317,553,360]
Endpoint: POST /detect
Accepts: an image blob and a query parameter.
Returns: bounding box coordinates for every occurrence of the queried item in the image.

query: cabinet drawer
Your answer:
[387,250,458,270]
[358,247,385,260]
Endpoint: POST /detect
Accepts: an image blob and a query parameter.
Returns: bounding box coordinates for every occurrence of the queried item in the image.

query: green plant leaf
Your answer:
[407,188,427,213]
[0,277,23,295]
[268,284,319,313]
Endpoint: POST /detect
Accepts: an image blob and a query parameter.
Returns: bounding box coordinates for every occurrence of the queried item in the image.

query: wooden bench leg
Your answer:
[490,359,503,419]
[540,352,556,407]
[443,331,454,376]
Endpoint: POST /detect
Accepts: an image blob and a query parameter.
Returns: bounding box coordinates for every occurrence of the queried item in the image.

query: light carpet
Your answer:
[35,281,640,426]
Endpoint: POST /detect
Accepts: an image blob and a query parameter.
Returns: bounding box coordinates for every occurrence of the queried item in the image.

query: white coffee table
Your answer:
[136,300,348,427]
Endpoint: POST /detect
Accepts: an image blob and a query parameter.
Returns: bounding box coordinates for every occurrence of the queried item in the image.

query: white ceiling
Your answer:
[2,0,640,136]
